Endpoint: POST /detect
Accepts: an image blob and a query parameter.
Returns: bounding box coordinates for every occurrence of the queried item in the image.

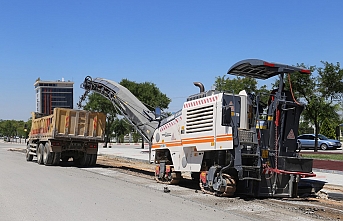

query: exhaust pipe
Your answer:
[193,82,205,93]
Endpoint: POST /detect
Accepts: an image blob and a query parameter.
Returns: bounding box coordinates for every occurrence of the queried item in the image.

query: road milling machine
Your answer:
[79,59,315,197]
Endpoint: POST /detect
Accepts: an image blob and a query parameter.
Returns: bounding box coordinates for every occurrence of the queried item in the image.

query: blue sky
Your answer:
[1,1,343,120]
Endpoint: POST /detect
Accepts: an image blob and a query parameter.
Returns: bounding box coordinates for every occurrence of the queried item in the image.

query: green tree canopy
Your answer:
[119,79,171,111]
[0,119,30,140]
[285,61,343,151]
[214,75,270,103]
[321,118,336,139]
[82,93,117,147]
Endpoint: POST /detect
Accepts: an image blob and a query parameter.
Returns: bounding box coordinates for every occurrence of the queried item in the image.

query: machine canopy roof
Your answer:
[227,59,311,80]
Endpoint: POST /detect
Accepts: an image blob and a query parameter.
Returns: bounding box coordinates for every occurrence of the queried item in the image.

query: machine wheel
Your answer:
[89,154,97,166]
[200,173,236,197]
[37,143,44,165]
[43,143,54,166]
[78,153,91,167]
[320,143,328,150]
[155,164,181,185]
[26,143,33,161]
[52,152,61,165]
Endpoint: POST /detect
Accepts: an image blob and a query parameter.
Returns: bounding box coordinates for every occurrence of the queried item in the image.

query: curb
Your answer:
[313,168,343,175]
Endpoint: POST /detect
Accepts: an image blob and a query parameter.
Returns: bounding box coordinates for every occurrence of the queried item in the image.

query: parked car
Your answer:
[297,134,342,150]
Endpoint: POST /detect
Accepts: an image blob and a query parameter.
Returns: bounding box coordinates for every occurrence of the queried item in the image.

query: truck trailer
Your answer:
[78,59,316,197]
[26,108,106,167]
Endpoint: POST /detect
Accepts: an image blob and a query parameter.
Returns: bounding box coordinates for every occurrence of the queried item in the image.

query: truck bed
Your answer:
[29,108,106,142]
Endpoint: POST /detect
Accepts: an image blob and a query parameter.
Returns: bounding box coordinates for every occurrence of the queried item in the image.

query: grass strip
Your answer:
[301,153,343,161]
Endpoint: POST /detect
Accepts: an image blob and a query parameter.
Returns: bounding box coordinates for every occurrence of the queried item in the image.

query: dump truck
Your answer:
[78,59,316,197]
[26,108,106,166]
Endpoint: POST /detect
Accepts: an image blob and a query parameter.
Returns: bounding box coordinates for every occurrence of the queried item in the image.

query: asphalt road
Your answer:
[2,142,340,221]
[0,142,249,221]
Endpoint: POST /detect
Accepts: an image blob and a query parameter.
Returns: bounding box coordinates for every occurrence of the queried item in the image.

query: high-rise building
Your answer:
[34,78,74,115]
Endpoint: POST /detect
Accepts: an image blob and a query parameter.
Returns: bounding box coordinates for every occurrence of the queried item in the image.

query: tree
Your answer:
[112,118,130,143]
[214,75,270,104]
[82,93,117,147]
[286,61,343,151]
[119,79,171,111]
[298,120,314,135]
[0,119,28,142]
[321,118,336,139]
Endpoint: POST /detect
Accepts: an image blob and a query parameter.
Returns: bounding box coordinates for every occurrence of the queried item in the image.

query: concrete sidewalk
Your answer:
[98,143,150,162]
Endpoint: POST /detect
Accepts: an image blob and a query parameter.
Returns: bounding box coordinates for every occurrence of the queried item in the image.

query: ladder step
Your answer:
[241,153,259,157]
[240,141,258,145]
[241,177,261,181]
[242,166,260,169]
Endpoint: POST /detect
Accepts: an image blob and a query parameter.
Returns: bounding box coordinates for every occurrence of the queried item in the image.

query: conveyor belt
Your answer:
[78,76,159,143]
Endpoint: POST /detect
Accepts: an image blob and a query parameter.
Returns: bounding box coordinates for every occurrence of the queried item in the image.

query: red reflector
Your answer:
[89,144,97,148]
[200,171,207,183]
[263,62,275,67]
[155,165,160,175]
[300,69,311,74]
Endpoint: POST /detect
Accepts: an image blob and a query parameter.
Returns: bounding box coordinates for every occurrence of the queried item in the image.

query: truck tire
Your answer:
[78,153,91,167]
[90,154,97,166]
[43,143,54,166]
[26,143,33,161]
[61,156,70,162]
[37,143,44,165]
[52,152,61,166]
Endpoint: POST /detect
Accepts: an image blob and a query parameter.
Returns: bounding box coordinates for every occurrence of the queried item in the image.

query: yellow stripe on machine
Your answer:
[256,121,267,129]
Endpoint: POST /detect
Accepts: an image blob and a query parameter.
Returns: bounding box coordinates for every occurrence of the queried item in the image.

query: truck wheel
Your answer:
[26,143,33,161]
[43,143,54,166]
[78,153,91,167]
[90,154,97,166]
[37,143,44,165]
[61,156,70,163]
[52,152,61,165]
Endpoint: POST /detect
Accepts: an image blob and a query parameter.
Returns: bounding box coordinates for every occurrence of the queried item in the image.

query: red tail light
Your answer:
[51,142,61,146]
[89,143,98,148]
[200,171,207,183]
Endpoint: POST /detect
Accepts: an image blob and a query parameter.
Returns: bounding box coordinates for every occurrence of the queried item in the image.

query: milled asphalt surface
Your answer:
[100,143,343,192]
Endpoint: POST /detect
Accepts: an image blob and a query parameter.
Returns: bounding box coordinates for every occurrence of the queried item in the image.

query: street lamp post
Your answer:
[24,124,28,143]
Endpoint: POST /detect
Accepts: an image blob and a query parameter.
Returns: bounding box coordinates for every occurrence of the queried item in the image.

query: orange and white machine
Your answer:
[80,59,316,197]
